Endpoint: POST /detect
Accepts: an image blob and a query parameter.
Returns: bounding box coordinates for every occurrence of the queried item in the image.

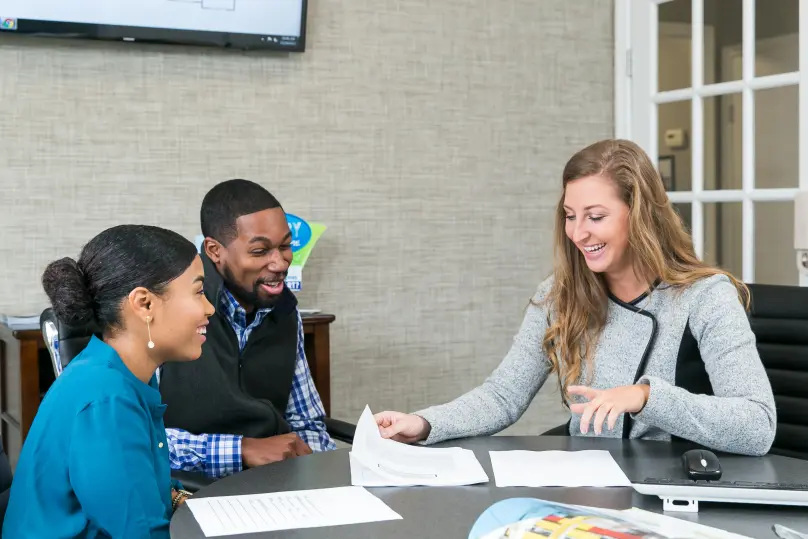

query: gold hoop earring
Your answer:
[146,316,155,349]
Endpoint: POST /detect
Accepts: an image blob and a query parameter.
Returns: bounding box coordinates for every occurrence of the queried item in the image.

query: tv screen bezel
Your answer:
[0,1,308,52]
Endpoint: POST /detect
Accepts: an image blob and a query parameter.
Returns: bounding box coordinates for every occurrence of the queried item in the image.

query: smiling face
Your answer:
[205,207,293,311]
[563,174,632,276]
[147,255,215,362]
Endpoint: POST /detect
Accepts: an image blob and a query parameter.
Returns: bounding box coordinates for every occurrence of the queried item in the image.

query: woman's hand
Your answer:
[171,489,191,512]
[568,384,651,435]
[373,411,431,444]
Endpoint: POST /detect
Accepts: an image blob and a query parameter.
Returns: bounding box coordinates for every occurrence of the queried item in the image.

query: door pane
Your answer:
[658,0,692,92]
[755,201,799,285]
[705,0,742,84]
[658,100,691,191]
[672,202,692,233]
[705,93,741,191]
[756,0,799,76]
[704,202,742,279]
[755,86,799,188]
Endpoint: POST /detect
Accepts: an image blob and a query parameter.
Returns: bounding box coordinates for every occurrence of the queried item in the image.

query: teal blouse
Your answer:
[3,336,176,538]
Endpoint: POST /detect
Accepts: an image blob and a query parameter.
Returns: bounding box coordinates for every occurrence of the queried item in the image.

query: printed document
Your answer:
[489,449,632,487]
[350,405,489,487]
[470,498,751,539]
[184,486,402,537]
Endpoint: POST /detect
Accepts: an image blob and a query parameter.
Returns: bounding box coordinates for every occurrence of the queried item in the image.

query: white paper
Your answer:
[184,486,402,537]
[350,405,489,487]
[489,450,632,487]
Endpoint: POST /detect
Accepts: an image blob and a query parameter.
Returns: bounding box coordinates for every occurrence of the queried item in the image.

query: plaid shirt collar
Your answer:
[219,287,273,340]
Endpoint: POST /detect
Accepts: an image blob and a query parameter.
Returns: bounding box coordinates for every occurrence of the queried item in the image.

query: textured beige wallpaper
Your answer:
[0,0,614,435]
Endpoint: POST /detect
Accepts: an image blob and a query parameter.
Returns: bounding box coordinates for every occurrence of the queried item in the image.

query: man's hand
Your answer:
[568,384,651,435]
[241,433,313,468]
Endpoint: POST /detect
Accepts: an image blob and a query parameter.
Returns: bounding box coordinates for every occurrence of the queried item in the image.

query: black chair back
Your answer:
[747,283,808,460]
[40,308,99,376]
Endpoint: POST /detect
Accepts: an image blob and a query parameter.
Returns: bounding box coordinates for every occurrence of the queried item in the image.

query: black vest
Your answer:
[160,252,298,438]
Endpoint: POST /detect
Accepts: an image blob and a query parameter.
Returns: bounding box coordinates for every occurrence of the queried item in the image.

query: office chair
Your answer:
[542,422,570,436]
[0,435,13,527]
[323,418,356,444]
[748,283,808,460]
[39,308,356,490]
[40,308,98,378]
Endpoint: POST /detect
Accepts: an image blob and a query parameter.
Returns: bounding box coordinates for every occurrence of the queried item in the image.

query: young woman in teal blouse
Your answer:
[3,224,215,539]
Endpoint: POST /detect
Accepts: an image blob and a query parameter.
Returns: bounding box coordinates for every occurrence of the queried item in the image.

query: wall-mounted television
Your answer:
[0,0,308,52]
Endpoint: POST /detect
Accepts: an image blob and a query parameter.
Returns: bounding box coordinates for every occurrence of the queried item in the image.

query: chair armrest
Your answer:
[325,417,356,444]
[171,470,216,493]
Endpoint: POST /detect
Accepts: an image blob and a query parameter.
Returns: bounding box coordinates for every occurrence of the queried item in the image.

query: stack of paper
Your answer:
[185,486,402,537]
[350,405,489,487]
[0,314,41,330]
[489,450,632,487]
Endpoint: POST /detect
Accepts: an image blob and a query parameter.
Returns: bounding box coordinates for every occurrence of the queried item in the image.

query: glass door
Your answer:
[616,0,807,286]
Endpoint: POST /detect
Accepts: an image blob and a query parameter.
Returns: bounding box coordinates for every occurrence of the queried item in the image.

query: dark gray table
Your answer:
[170,436,808,538]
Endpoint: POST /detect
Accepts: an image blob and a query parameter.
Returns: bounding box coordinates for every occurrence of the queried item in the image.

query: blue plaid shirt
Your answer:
[164,287,336,478]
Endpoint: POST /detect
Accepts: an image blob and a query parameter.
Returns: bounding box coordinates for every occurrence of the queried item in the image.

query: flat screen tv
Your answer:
[0,0,307,52]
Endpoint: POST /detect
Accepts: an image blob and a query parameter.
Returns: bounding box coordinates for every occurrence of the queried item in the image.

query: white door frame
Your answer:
[614,0,808,286]
[802,0,808,285]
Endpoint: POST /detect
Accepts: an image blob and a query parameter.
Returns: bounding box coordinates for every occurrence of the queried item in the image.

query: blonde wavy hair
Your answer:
[539,139,749,406]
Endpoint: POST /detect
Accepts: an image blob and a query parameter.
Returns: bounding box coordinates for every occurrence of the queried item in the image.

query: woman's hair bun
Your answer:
[41,257,95,327]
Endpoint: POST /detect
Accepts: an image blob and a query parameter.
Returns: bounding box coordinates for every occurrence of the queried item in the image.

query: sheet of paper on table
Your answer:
[349,404,489,487]
[184,486,402,537]
[489,449,632,487]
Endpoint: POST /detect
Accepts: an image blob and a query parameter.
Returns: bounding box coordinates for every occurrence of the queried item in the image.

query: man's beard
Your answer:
[220,263,284,310]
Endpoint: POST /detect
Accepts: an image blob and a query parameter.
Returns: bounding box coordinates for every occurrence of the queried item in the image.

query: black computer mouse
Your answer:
[682,448,722,481]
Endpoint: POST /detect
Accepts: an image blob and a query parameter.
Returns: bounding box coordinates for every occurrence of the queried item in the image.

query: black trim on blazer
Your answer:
[607,289,659,439]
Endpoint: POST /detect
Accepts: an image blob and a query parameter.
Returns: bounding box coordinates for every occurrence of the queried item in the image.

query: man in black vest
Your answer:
[160,179,336,478]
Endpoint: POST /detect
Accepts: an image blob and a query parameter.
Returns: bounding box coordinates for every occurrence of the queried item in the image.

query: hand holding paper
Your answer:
[350,405,489,487]
[374,410,431,444]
